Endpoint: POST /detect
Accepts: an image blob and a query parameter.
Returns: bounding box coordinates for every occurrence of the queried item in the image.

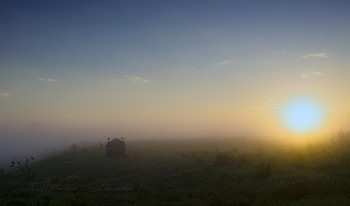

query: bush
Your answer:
[10,156,35,179]
[0,167,5,179]
[331,131,350,157]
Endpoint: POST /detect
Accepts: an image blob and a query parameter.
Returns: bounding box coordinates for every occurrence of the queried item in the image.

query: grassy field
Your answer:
[1,134,350,206]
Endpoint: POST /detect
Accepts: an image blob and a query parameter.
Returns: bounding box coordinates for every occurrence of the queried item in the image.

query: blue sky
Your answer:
[1,0,350,140]
[2,0,349,74]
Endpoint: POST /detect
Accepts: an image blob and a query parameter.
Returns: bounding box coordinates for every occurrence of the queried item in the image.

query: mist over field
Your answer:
[1,0,350,205]
[0,121,265,167]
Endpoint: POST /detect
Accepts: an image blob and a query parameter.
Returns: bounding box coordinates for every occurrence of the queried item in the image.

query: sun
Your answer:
[282,97,324,134]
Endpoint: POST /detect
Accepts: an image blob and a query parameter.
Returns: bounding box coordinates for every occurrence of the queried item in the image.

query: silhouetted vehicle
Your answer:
[106,137,127,158]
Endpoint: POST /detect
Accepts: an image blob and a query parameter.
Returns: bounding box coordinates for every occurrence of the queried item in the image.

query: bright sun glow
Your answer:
[282,97,324,134]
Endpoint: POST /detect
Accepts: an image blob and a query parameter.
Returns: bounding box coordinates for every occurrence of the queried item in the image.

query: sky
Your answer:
[1,0,350,155]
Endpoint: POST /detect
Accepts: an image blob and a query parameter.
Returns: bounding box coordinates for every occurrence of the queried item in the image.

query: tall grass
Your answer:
[1,133,350,205]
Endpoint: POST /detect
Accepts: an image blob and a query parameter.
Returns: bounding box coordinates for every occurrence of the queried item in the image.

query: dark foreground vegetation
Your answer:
[1,133,350,206]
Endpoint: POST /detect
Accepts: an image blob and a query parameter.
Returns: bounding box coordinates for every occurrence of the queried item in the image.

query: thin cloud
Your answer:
[221,46,239,51]
[39,78,57,82]
[228,47,238,51]
[300,70,324,78]
[244,105,255,110]
[125,75,150,84]
[271,104,282,110]
[214,60,232,66]
[0,92,10,97]
[261,98,275,104]
[302,52,328,59]
[261,98,282,110]
[184,66,196,71]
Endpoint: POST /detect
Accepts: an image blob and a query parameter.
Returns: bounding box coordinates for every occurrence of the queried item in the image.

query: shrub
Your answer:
[331,131,350,156]
[71,143,78,152]
[10,156,35,179]
[0,166,5,179]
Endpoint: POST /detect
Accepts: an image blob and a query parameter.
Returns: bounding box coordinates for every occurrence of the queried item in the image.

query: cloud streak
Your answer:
[184,66,196,71]
[0,92,10,97]
[214,60,232,66]
[261,98,275,104]
[271,103,282,110]
[300,70,324,78]
[302,52,328,59]
[39,78,57,82]
[125,75,150,83]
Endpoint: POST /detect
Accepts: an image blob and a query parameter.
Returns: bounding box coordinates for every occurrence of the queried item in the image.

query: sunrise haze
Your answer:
[1,1,350,149]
